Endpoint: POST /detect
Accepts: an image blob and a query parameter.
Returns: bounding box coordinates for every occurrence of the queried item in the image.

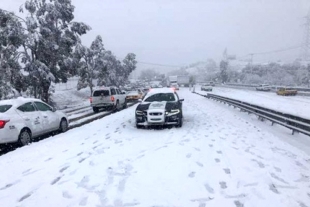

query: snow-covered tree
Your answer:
[21,0,91,102]
[0,9,26,99]
[219,60,228,83]
[75,35,106,94]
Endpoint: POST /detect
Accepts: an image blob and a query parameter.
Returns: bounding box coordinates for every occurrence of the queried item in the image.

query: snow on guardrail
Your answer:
[194,92,310,136]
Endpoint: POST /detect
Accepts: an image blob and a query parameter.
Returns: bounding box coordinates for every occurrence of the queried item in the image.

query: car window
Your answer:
[116,89,121,94]
[111,88,116,95]
[0,105,12,113]
[144,93,176,102]
[34,101,52,111]
[17,102,36,112]
[93,90,109,96]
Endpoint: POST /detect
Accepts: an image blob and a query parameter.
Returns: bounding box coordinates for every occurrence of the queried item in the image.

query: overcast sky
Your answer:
[2,0,310,70]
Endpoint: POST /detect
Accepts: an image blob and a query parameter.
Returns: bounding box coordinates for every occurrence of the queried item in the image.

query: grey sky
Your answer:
[2,0,310,69]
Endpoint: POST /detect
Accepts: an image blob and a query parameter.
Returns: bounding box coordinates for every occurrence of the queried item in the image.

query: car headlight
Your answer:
[166,109,180,116]
[136,110,144,115]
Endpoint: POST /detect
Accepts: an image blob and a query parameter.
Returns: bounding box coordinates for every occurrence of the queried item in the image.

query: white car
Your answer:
[201,84,213,91]
[90,86,127,113]
[0,97,68,146]
[135,88,184,128]
[256,84,271,91]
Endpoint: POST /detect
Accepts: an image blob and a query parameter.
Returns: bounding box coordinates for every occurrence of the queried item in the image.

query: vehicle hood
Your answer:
[136,101,179,112]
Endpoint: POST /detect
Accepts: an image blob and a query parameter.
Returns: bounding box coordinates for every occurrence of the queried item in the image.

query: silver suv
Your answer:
[90,87,127,113]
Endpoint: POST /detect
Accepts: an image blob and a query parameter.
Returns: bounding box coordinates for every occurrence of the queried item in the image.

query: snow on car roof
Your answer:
[143,88,177,101]
[147,88,175,94]
[0,97,43,107]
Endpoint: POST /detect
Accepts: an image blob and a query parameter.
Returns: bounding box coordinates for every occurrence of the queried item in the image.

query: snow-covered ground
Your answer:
[196,86,310,120]
[0,88,310,207]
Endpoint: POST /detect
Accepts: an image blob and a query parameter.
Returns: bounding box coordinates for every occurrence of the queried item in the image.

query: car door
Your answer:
[34,101,59,133]
[16,102,43,137]
[116,88,125,104]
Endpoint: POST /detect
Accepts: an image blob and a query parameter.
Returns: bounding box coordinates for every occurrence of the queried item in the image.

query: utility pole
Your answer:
[301,8,310,60]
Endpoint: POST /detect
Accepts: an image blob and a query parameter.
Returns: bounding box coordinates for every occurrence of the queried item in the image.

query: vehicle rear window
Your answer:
[144,93,176,102]
[93,90,109,97]
[0,105,12,113]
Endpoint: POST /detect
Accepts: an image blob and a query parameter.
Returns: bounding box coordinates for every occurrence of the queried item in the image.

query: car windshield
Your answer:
[144,93,176,102]
[0,105,12,113]
[93,90,109,96]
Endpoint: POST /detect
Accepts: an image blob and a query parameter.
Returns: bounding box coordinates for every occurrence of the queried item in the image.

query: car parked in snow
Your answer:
[135,88,184,128]
[126,90,144,102]
[0,97,68,146]
[90,87,127,113]
[201,84,213,91]
[256,84,271,91]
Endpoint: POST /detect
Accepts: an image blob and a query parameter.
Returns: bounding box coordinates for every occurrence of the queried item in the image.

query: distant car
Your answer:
[276,87,297,96]
[170,83,179,90]
[256,84,271,91]
[126,90,144,102]
[0,97,68,146]
[201,84,213,91]
[90,86,127,113]
[135,88,184,128]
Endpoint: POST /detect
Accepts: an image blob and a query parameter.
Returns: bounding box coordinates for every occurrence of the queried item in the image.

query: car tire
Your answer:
[123,100,127,109]
[18,128,32,146]
[93,107,99,113]
[59,118,68,133]
[136,123,143,129]
[114,101,119,112]
[176,114,183,128]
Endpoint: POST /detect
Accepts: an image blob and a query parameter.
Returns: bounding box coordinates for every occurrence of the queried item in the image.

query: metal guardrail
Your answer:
[194,92,310,136]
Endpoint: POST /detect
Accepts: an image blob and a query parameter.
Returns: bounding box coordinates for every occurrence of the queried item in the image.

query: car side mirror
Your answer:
[122,92,126,94]
[52,107,57,112]
[179,99,184,102]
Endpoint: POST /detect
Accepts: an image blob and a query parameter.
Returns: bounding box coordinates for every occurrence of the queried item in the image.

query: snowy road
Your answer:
[197,86,310,119]
[0,89,310,207]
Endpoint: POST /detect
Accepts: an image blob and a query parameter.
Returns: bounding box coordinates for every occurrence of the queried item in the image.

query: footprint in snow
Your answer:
[188,172,196,178]
[234,200,244,207]
[79,157,88,163]
[59,166,70,173]
[219,181,227,189]
[18,192,32,202]
[196,162,204,167]
[209,144,213,148]
[204,183,214,194]
[51,176,62,185]
[251,159,265,168]
[62,191,73,199]
[186,153,192,158]
[217,151,222,154]
[45,157,53,162]
[223,168,231,174]
[269,184,279,194]
[215,158,220,163]
[77,152,83,156]
[79,197,88,206]
[194,147,201,152]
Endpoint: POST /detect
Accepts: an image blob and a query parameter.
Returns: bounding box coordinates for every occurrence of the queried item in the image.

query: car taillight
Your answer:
[111,96,115,102]
[90,97,93,103]
[0,120,9,129]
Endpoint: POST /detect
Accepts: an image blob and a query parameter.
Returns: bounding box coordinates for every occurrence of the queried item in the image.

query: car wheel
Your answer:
[114,101,119,111]
[136,123,142,129]
[123,100,127,109]
[18,129,32,146]
[93,107,99,113]
[59,118,68,133]
[176,114,183,128]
